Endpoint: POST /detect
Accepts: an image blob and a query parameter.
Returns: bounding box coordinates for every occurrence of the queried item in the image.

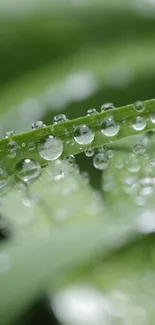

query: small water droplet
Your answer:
[74,125,95,145]
[106,150,115,159]
[93,153,109,170]
[81,171,90,184]
[16,159,41,182]
[150,112,155,123]
[133,101,145,113]
[87,108,98,116]
[115,158,124,169]
[101,103,115,112]
[133,142,145,156]
[28,142,36,151]
[132,116,146,131]
[38,136,63,161]
[66,155,75,165]
[150,157,155,166]
[101,118,120,136]
[0,167,7,188]
[32,121,45,130]
[8,140,18,158]
[85,148,94,157]
[53,114,68,124]
[5,131,14,138]
[127,154,141,173]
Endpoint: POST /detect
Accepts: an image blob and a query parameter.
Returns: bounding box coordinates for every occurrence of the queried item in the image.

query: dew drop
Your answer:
[32,121,45,130]
[127,154,141,173]
[66,155,75,165]
[0,167,7,188]
[38,136,63,161]
[53,114,68,124]
[87,108,98,116]
[74,125,95,145]
[100,102,115,112]
[5,131,14,138]
[133,142,145,156]
[85,148,94,157]
[81,171,90,184]
[132,116,146,131]
[16,159,41,182]
[101,118,120,137]
[93,153,109,170]
[106,150,115,159]
[150,112,155,123]
[133,101,145,113]
[8,141,18,158]
[28,142,36,151]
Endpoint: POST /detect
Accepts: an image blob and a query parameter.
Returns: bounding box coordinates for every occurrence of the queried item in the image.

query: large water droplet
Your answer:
[38,136,63,160]
[132,116,146,131]
[0,167,7,188]
[133,101,145,113]
[101,118,120,136]
[74,125,95,145]
[150,112,155,123]
[53,114,67,124]
[87,108,98,116]
[101,103,115,112]
[16,159,41,182]
[93,153,109,170]
[85,148,94,157]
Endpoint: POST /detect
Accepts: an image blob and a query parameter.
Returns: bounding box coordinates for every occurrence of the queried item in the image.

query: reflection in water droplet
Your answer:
[16,159,41,182]
[133,142,145,156]
[101,118,120,137]
[150,112,155,123]
[38,136,63,160]
[87,108,98,116]
[101,103,115,112]
[132,116,146,131]
[85,148,94,157]
[93,153,109,170]
[74,125,95,145]
[133,101,145,113]
[53,114,68,124]
[32,121,45,129]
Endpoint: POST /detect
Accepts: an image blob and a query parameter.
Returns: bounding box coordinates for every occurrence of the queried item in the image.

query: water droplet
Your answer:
[5,131,14,138]
[0,167,7,188]
[127,154,141,173]
[32,121,45,130]
[133,101,145,113]
[93,153,109,170]
[53,114,68,124]
[87,108,98,116]
[132,116,146,131]
[28,142,36,151]
[38,136,63,160]
[98,145,107,153]
[16,159,41,182]
[85,148,94,157]
[150,157,155,166]
[66,155,75,165]
[74,125,95,145]
[8,141,18,158]
[101,102,115,112]
[106,150,115,159]
[133,142,145,156]
[101,118,120,136]
[150,112,155,123]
